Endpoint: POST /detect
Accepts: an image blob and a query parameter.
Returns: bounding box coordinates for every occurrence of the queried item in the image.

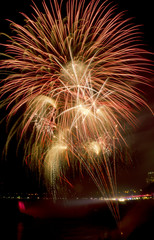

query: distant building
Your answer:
[146,172,154,184]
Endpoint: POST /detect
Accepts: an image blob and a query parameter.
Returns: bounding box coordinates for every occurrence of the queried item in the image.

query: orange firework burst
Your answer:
[0,0,152,219]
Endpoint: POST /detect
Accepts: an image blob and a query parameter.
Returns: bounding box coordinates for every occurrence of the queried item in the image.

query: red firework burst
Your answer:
[0,0,152,220]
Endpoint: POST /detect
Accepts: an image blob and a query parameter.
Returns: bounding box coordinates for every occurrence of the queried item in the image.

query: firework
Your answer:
[0,0,152,219]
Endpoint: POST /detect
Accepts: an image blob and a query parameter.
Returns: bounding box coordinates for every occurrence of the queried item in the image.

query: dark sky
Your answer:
[0,0,153,195]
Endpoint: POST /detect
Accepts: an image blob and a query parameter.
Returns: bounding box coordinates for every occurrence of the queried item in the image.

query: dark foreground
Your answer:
[1,199,153,240]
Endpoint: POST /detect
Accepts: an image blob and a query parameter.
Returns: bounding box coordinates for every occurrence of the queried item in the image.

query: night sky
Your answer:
[0,0,153,195]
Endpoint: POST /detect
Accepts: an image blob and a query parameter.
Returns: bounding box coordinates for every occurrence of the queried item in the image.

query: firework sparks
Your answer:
[0,0,152,220]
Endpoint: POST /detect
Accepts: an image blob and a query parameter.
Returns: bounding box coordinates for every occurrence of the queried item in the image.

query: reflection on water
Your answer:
[17,220,115,240]
[17,202,118,239]
[1,199,153,240]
